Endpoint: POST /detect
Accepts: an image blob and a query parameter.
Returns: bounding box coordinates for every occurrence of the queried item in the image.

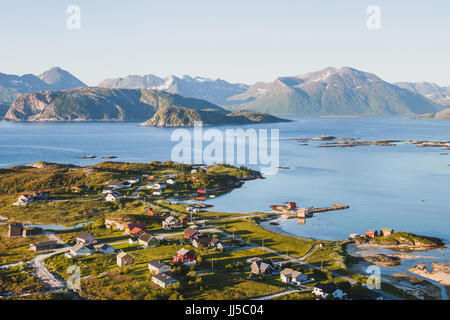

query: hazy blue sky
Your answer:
[1,0,449,86]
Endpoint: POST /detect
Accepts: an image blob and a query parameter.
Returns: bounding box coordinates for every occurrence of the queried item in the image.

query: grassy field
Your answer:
[0,225,49,265]
[0,265,46,296]
[0,161,259,227]
[209,218,318,258]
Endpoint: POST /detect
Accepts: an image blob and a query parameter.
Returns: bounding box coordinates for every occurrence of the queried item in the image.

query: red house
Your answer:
[124,222,147,235]
[286,202,297,210]
[184,226,200,239]
[173,248,195,264]
[365,229,378,238]
[130,227,145,237]
[197,189,206,194]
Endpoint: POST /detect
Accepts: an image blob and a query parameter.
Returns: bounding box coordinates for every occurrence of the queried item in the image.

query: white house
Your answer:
[128,236,139,244]
[98,244,116,254]
[152,272,178,288]
[126,178,140,185]
[166,179,176,185]
[153,191,162,196]
[280,268,309,285]
[66,244,94,258]
[107,181,129,189]
[76,231,97,245]
[14,194,33,206]
[106,193,120,201]
[313,283,347,299]
[191,169,198,174]
[148,259,172,275]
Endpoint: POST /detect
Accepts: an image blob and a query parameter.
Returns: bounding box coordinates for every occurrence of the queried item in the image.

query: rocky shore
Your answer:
[409,263,450,297]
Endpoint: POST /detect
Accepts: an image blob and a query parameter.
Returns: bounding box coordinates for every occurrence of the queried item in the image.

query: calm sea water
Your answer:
[0,117,449,244]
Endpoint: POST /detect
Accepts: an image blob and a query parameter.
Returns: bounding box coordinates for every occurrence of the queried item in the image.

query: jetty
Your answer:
[297,203,349,218]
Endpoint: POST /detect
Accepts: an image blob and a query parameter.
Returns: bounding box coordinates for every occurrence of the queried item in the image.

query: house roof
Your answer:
[281,268,303,278]
[210,237,222,245]
[32,241,57,249]
[148,259,169,269]
[381,228,394,232]
[366,229,377,233]
[117,252,132,259]
[193,237,210,246]
[315,283,339,294]
[99,244,113,251]
[131,227,144,234]
[184,226,199,236]
[252,259,275,273]
[165,216,179,223]
[77,231,94,240]
[177,248,192,256]
[139,233,154,242]
[72,243,94,252]
[153,272,177,284]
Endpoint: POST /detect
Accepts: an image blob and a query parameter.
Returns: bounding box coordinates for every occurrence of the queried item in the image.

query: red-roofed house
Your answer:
[173,248,196,265]
[366,230,378,238]
[286,202,297,210]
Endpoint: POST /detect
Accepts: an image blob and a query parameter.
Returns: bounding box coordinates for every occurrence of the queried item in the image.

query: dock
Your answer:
[297,203,349,217]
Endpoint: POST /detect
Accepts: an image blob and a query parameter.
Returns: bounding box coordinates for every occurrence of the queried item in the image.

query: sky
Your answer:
[0,0,449,86]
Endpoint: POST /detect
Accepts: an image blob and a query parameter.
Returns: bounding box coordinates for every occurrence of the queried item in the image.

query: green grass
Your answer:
[0,265,46,296]
[0,226,49,265]
[186,271,285,300]
[368,232,444,247]
[209,219,318,258]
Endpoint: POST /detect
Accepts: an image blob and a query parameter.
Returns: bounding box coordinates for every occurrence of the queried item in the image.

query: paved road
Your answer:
[30,233,70,291]
[251,289,301,300]
[31,247,70,291]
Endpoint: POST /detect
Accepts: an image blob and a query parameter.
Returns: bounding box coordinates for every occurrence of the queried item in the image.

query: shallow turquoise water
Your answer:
[0,117,449,243]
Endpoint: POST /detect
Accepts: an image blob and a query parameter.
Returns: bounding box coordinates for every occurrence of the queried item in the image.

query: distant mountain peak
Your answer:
[226,66,444,116]
[98,73,250,106]
[38,66,86,90]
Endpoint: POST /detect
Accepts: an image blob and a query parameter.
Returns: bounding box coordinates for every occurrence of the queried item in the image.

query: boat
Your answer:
[269,221,280,226]
[79,154,96,159]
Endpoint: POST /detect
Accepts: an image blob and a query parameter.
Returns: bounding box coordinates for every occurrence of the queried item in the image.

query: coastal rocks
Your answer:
[140,106,290,127]
[291,136,450,149]
[363,254,402,267]
[409,263,450,287]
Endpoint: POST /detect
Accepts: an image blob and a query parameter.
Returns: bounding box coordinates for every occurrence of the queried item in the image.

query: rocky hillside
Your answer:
[98,74,249,106]
[415,108,450,119]
[38,67,86,91]
[140,106,289,127]
[0,67,86,103]
[4,87,288,125]
[395,82,450,107]
[0,102,9,119]
[5,88,155,121]
[226,67,444,116]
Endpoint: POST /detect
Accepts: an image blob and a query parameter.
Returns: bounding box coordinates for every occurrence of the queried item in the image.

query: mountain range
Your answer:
[98,74,249,106]
[224,67,444,116]
[1,66,449,121]
[394,82,450,107]
[4,87,288,126]
[0,67,86,104]
[98,67,446,116]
